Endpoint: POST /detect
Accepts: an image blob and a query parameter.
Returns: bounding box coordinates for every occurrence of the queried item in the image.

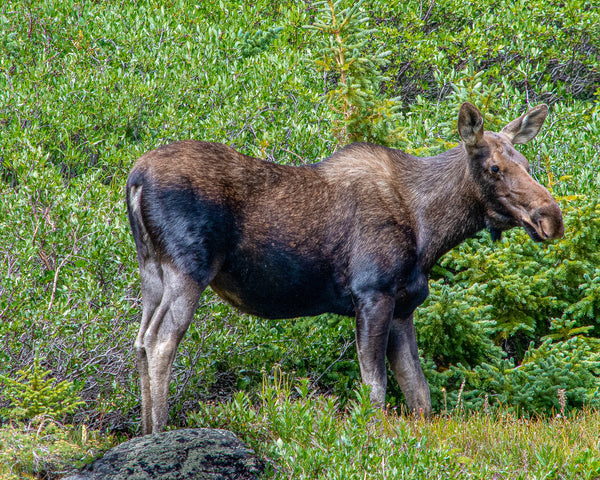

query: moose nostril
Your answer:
[538,203,564,239]
[555,216,565,238]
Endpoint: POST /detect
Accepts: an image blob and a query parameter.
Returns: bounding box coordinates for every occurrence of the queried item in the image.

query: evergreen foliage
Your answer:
[236,26,284,58]
[307,0,401,144]
[0,357,84,422]
[469,336,600,414]
[413,197,600,413]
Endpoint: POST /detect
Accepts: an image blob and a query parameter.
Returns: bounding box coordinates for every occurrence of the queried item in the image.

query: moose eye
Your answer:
[490,165,500,174]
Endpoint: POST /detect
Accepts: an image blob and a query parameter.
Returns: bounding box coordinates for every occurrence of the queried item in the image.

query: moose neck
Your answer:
[403,145,487,272]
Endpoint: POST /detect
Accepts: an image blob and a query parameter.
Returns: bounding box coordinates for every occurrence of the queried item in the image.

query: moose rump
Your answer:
[127,103,563,434]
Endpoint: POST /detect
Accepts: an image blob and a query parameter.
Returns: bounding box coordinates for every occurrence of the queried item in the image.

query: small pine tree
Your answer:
[0,357,84,423]
[307,0,402,145]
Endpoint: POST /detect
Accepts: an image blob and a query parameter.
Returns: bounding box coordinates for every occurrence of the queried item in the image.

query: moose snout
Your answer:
[531,202,564,240]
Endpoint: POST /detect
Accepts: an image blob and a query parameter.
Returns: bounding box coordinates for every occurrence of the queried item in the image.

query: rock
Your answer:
[63,428,264,479]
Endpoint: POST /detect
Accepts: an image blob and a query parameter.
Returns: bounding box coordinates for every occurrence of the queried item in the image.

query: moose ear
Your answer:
[500,104,548,144]
[458,102,484,148]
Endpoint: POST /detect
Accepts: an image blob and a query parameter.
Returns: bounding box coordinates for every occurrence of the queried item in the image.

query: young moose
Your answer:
[127,103,563,434]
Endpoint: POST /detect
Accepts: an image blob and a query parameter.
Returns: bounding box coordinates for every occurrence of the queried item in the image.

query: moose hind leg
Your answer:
[135,258,165,435]
[141,263,204,433]
[386,315,432,416]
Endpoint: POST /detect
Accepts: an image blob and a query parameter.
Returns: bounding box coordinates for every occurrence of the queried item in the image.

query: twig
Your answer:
[311,338,355,388]
[47,253,72,313]
[46,231,93,313]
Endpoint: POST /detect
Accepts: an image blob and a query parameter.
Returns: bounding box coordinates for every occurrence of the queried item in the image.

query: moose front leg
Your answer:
[354,293,394,406]
[386,315,431,416]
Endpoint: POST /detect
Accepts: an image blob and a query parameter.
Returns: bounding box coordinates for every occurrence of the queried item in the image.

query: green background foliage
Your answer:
[0,0,599,476]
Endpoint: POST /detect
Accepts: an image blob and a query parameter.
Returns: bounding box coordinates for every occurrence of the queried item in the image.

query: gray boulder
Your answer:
[63,428,264,479]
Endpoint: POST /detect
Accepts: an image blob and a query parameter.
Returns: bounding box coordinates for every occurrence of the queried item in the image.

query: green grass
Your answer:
[186,378,600,479]
[3,395,599,479]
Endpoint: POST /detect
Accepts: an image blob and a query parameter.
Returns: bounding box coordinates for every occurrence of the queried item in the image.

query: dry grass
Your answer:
[406,409,600,478]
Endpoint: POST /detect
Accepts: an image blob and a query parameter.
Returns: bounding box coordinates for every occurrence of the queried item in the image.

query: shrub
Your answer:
[0,357,84,423]
[415,196,600,413]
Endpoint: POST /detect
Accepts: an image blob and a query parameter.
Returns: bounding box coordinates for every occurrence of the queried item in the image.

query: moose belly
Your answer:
[209,245,354,319]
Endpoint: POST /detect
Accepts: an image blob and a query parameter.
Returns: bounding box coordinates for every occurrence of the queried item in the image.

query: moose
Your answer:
[127,102,564,434]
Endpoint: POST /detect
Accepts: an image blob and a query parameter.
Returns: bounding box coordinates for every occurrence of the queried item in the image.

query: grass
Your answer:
[184,374,600,480]
[0,420,116,479]
[2,375,599,478]
[420,411,600,479]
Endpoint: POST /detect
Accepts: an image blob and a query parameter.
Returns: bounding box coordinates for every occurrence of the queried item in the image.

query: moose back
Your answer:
[127,102,564,434]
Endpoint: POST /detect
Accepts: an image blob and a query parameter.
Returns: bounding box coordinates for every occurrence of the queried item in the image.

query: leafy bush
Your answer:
[373,0,600,105]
